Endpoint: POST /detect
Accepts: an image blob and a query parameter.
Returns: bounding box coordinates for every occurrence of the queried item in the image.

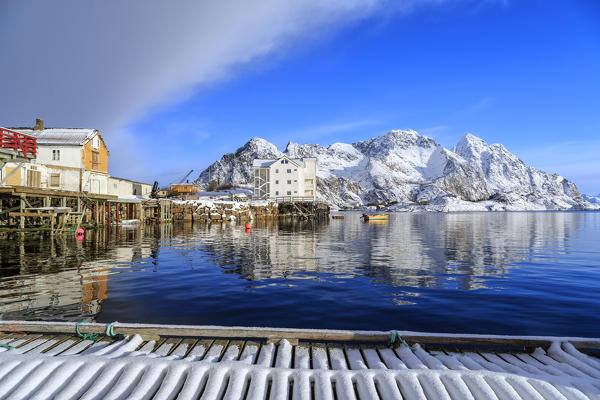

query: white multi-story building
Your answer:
[252,156,317,200]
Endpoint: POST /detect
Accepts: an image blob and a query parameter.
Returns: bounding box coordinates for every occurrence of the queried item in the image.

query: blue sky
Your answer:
[1,1,599,192]
[128,1,600,191]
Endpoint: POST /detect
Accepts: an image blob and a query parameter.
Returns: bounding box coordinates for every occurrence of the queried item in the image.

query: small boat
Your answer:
[361,213,389,221]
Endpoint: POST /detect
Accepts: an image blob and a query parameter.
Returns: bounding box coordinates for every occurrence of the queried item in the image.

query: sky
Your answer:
[1,0,599,192]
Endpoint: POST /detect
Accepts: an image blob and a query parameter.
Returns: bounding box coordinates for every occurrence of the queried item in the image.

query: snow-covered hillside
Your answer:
[583,194,600,204]
[194,131,597,211]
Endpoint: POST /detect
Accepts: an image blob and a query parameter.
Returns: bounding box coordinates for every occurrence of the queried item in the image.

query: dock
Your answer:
[0,321,599,399]
[0,186,174,231]
[276,196,330,221]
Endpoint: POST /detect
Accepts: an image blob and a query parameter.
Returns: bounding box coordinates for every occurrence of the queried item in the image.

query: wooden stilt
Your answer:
[19,195,25,229]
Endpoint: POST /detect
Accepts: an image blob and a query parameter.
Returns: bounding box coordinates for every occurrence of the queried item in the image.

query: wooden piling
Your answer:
[19,195,24,229]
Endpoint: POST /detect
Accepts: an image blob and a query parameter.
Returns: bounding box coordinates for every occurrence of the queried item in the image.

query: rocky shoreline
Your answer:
[171,199,279,223]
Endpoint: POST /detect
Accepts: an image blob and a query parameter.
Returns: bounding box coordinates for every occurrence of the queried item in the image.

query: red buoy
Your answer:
[245,223,251,229]
[76,228,84,241]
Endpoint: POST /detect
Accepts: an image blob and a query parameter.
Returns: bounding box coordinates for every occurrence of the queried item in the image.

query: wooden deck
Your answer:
[0,321,599,399]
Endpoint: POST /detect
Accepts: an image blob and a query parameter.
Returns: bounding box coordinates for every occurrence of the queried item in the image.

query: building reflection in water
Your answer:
[0,212,586,321]
[0,224,171,321]
[164,212,584,292]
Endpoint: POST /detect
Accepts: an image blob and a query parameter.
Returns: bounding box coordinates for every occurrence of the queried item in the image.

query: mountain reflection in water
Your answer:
[1,212,599,337]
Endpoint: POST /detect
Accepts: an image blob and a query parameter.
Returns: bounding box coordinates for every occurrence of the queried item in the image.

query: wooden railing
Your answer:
[0,127,37,159]
[275,196,316,203]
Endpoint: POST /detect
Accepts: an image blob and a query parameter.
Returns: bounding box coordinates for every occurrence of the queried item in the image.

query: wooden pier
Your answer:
[0,321,599,399]
[0,186,164,231]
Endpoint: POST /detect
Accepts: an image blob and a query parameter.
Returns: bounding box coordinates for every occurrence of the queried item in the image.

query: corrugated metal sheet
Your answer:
[13,128,96,146]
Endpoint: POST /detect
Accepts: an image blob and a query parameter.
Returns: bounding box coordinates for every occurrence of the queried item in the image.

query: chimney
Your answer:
[34,118,44,130]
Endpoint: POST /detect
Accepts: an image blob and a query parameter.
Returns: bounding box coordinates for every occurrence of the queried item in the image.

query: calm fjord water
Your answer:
[1,212,599,337]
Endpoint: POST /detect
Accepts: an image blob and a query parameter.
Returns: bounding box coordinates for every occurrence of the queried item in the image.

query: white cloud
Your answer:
[0,0,484,177]
[0,0,391,175]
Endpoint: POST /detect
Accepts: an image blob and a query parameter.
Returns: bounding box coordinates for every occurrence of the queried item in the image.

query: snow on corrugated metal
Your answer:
[14,128,96,146]
[0,335,599,399]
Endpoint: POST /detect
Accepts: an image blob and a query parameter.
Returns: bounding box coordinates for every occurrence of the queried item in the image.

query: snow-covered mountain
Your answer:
[583,194,600,204]
[194,130,596,211]
[195,137,282,186]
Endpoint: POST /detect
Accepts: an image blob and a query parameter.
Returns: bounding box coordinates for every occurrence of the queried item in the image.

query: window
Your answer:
[294,169,297,171]
[50,173,60,187]
[287,191,291,195]
[92,136,100,149]
[52,149,60,161]
[287,180,291,184]
[294,180,297,182]
[281,160,284,164]
[275,191,279,195]
[275,169,279,173]
[275,180,279,184]
[92,151,99,170]
[26,170,41,187]
[287,169,291,173]
[294,191,297,194]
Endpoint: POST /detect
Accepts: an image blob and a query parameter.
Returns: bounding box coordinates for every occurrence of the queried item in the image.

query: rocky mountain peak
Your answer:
[237,137,282,158]
[192,130,596,211]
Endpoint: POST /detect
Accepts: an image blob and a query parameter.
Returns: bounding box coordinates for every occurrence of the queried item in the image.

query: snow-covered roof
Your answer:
[252,156,306,168]
[12,128,98,146]
[110,176,152,186]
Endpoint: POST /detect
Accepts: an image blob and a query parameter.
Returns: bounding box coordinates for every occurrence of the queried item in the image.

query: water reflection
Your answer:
[0,212,596,336]
[0,225,170,321]
[182,212,584,290]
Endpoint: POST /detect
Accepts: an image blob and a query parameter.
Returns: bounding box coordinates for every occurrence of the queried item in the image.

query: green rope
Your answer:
[76,321,99,343]
[105,321,118,337]
[0,343,15,350]
[389,330,409,347]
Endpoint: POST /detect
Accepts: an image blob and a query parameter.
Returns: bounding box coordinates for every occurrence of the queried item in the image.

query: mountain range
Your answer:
[583,194,600,204]
[194,130,596,211]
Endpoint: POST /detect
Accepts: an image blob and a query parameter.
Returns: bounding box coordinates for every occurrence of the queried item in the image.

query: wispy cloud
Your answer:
[457,96,495,115]
[0,0,499,177]
[419,125,450,138]
[282,119,381,143]
[516,140,600,194]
